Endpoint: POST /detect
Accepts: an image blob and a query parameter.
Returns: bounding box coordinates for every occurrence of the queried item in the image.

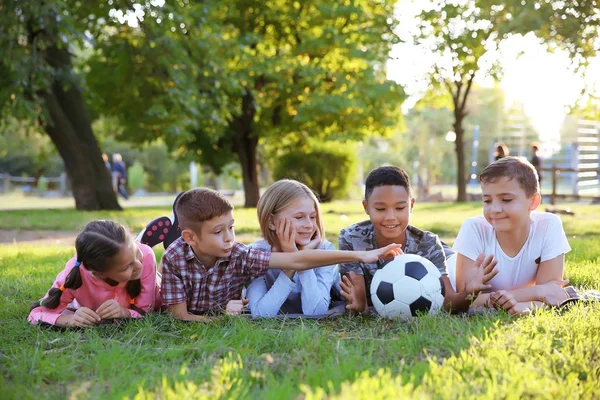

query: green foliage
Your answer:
[0,119,63,177]
[273,140,357,202]
[127,161,147,193]
[96,131,191,193]
[85,0,405,175]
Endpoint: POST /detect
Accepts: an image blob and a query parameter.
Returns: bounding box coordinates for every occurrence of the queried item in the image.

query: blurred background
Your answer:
[1,0,599,210]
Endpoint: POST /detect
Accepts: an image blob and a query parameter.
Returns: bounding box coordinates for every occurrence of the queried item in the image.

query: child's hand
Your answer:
[508,302,533,316]
[299,229,322,251]
[490,291,531,316]
[96,299,129,320]
[536,279,569,306]
[464,253,498,297]
[360,243,403,264]
[69,307,101,327]
[225,299,249,315]
[276,218,298,253]
[489,290,517,311]
[339,272,367,313]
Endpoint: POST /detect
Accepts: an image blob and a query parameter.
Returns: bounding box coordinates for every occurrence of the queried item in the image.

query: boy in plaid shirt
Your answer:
[161,188,402,321]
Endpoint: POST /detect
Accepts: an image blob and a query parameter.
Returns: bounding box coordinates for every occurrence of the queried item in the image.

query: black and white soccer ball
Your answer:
[370,254,445,319]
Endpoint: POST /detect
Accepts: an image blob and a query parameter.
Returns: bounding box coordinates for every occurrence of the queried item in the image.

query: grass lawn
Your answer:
[1,201,599,399]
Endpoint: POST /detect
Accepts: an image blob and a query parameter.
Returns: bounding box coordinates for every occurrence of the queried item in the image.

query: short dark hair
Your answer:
[365,166,411,200]
[479,156,539,198]
[175,188,233,231]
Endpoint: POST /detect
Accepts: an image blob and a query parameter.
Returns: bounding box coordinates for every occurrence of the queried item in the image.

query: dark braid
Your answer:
[31,220,141,312]
[30,263,83,310]
[127,279,146,315]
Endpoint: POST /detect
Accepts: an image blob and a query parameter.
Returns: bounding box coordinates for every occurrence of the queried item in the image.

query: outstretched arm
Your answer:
[268,243,402,271]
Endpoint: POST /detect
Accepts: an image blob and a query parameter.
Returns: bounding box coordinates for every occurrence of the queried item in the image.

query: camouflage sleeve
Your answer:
[338,229,363,275]
[440,239,455,259]
[417,232,448,275]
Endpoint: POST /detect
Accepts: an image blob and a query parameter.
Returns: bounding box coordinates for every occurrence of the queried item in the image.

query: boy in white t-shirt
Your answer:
[452,156,572,315]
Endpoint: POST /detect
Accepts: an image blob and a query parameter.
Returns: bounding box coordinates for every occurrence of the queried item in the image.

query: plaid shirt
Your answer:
[161,238,271,314]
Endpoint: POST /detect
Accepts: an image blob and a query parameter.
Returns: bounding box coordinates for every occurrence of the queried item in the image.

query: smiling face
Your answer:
[481,177,540,233]
[97,240,144,283]
[363,185,414,245]
[271,196,318,247]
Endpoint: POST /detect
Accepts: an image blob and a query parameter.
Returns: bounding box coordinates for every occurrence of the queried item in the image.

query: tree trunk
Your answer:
[450,76,474,203]
[41,43,121,210]
[454,114,467,202]
[231,90,260,207]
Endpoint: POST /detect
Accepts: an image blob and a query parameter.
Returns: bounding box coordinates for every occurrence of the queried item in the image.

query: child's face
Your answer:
[271,196,318,247]
[481,177,540,233]
[363,185,414,242]
[186,211,235,259]
[99,241,144,283]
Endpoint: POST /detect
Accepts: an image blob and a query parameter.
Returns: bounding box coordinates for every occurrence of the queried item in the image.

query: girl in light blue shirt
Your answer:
[247,180,338,317]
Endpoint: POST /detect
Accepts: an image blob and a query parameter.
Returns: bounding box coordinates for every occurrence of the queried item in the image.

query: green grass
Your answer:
[1,203,600,399]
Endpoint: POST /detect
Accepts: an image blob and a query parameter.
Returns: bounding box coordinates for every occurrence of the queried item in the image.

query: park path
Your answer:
[0,230,262,246]
[0,230,78,246]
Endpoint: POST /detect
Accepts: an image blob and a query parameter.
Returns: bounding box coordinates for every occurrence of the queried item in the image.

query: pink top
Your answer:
[28,243,161,325]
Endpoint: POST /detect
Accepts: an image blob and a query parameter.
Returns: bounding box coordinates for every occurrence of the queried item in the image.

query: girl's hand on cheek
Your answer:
[276,218,298,252]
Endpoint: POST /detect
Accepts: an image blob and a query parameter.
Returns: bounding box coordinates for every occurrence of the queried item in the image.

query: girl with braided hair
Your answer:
[28,220,160,327]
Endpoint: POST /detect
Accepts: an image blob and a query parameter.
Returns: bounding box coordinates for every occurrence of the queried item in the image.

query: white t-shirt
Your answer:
[451,212,571,292]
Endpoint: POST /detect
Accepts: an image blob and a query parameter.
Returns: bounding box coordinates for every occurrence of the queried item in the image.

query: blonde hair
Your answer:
[257,180,325,247]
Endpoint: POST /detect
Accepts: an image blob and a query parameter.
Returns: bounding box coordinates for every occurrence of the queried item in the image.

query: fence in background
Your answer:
[0,172,68,195]
[544,165,600,205]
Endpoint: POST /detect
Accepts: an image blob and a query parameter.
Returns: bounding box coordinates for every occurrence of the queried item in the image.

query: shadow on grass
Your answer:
[0,250,543,398]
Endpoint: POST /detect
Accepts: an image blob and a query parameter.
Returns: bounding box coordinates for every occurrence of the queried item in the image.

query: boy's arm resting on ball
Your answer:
[166,302,212,322]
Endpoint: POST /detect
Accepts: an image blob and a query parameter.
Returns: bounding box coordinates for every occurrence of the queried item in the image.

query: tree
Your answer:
[0,1,121,210]
[413,1,513,201]
[86,0,405,207]
[413,0,600,202]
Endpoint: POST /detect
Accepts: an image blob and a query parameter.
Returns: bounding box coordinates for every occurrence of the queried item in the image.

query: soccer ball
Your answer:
[370,254,445,319]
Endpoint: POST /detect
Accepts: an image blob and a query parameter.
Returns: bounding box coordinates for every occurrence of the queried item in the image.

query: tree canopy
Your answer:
[86,0,405,206]
[413,0,600,201]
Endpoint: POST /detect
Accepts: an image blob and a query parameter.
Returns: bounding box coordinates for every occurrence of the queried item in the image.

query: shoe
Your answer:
[138,216,172,248]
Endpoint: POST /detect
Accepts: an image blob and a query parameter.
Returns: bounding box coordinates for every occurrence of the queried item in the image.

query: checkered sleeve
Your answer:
[160,252,187,307]
[240,244,271,279]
